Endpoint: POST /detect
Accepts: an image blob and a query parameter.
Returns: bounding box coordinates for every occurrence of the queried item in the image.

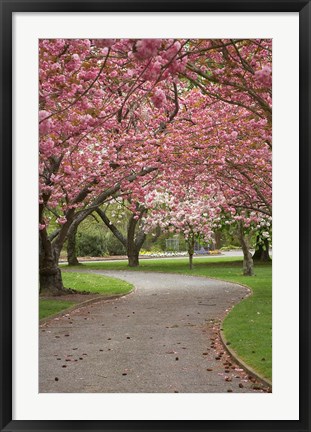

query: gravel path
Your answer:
[40,270,267,393]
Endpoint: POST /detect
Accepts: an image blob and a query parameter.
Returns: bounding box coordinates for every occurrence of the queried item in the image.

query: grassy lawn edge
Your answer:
[74,258,272,381]
[39,271,134,321]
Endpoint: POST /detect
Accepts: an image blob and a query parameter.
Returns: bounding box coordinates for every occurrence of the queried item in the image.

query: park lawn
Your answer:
[40,271,134,320]
[39,299,76,320]
[61,271,134,295]
[71,256,272,381]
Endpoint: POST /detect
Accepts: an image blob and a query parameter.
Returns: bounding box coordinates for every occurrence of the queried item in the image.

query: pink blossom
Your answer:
[134,39,162,60]
[92,39,116,48]
[255,66,272,87]
[151,88,167,109]
[57,217,67,225]
[39,110,52,136]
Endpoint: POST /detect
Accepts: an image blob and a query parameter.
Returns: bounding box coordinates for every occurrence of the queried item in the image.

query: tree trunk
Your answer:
[188,236,195,270]
[67,223,80,266]
[127,220,142,267]
[189,253,194,270]
[40,265,65,296]
[96,206,146,268]
[214,230,222,250]
[128,249,140,267]
[127,215,139,267]
[253,237,271,262]
[39,234,67,296]
[126,211,146,267]
[238,224,254,276]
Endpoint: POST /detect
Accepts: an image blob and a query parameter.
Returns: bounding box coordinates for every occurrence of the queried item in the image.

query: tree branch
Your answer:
[96,208,127,247]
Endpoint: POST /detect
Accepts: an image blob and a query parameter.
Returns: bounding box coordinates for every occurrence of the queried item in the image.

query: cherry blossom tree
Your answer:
[155,87,272,274]
[96,201,147,267]
[39,38,272,293]
[161,88,272,217]
[183,39,272,135]
[39,38,187,294]
[142,188,215,269]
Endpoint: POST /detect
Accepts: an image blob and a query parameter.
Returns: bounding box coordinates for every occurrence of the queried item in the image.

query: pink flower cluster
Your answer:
[134,39,162,60]
[92,39,116,48]
[38,38,272,252]
[66,53,82,72]
[255,66,272,87]
[151,88,167,109]
[57,217,67,225]
[143,59,162,81]
[39,110,53,136]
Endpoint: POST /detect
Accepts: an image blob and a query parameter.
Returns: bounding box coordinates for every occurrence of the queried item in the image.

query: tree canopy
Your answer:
[39,38,272,293]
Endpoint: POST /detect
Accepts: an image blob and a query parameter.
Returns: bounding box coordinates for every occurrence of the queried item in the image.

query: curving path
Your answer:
[40,270,265,393]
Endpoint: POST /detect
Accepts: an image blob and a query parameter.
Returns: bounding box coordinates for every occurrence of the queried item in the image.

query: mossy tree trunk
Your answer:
[238,223,254,276]
[39,230,67,296]
[67,222,80,266]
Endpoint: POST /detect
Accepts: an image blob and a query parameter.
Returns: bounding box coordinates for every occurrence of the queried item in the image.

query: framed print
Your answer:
[1,1,310,431]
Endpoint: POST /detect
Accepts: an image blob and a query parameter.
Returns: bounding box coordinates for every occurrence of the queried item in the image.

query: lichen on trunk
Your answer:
[67,223,80,266]
[238,223,254,276]
[39,225,68,296]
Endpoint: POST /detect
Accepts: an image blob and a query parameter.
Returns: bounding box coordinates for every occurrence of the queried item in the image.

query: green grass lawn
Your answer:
[61,271,133,295]
[69,256,272,381]
[39,299,76,320]
[39,271,133,320]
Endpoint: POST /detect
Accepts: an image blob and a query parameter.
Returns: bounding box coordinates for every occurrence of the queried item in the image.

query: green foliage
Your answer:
[76,232,127,257]
[220,245,241,251]
[76,232,107,256]
[140,246,162,254]
[74,213,127,257]
[105,232,127,256]
[142,233,166,251]
[143,233,188,252]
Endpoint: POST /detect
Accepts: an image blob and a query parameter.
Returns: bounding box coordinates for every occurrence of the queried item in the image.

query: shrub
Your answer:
[220,245,241,251]
[76,232,107,257]
[105,233,127,256]
[76,231,127,257]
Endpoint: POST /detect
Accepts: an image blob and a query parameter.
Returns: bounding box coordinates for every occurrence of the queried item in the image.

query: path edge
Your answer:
[92,269,272,389]
[219,328,272,389]
[52,268,272,389]
[216,278,272,390]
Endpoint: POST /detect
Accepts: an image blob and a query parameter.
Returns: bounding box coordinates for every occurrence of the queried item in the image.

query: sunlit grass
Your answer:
[40,271,133,320]
[62,271,133,295]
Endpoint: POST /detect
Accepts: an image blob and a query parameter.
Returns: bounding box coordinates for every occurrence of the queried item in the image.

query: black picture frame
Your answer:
[1,1,310,431]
